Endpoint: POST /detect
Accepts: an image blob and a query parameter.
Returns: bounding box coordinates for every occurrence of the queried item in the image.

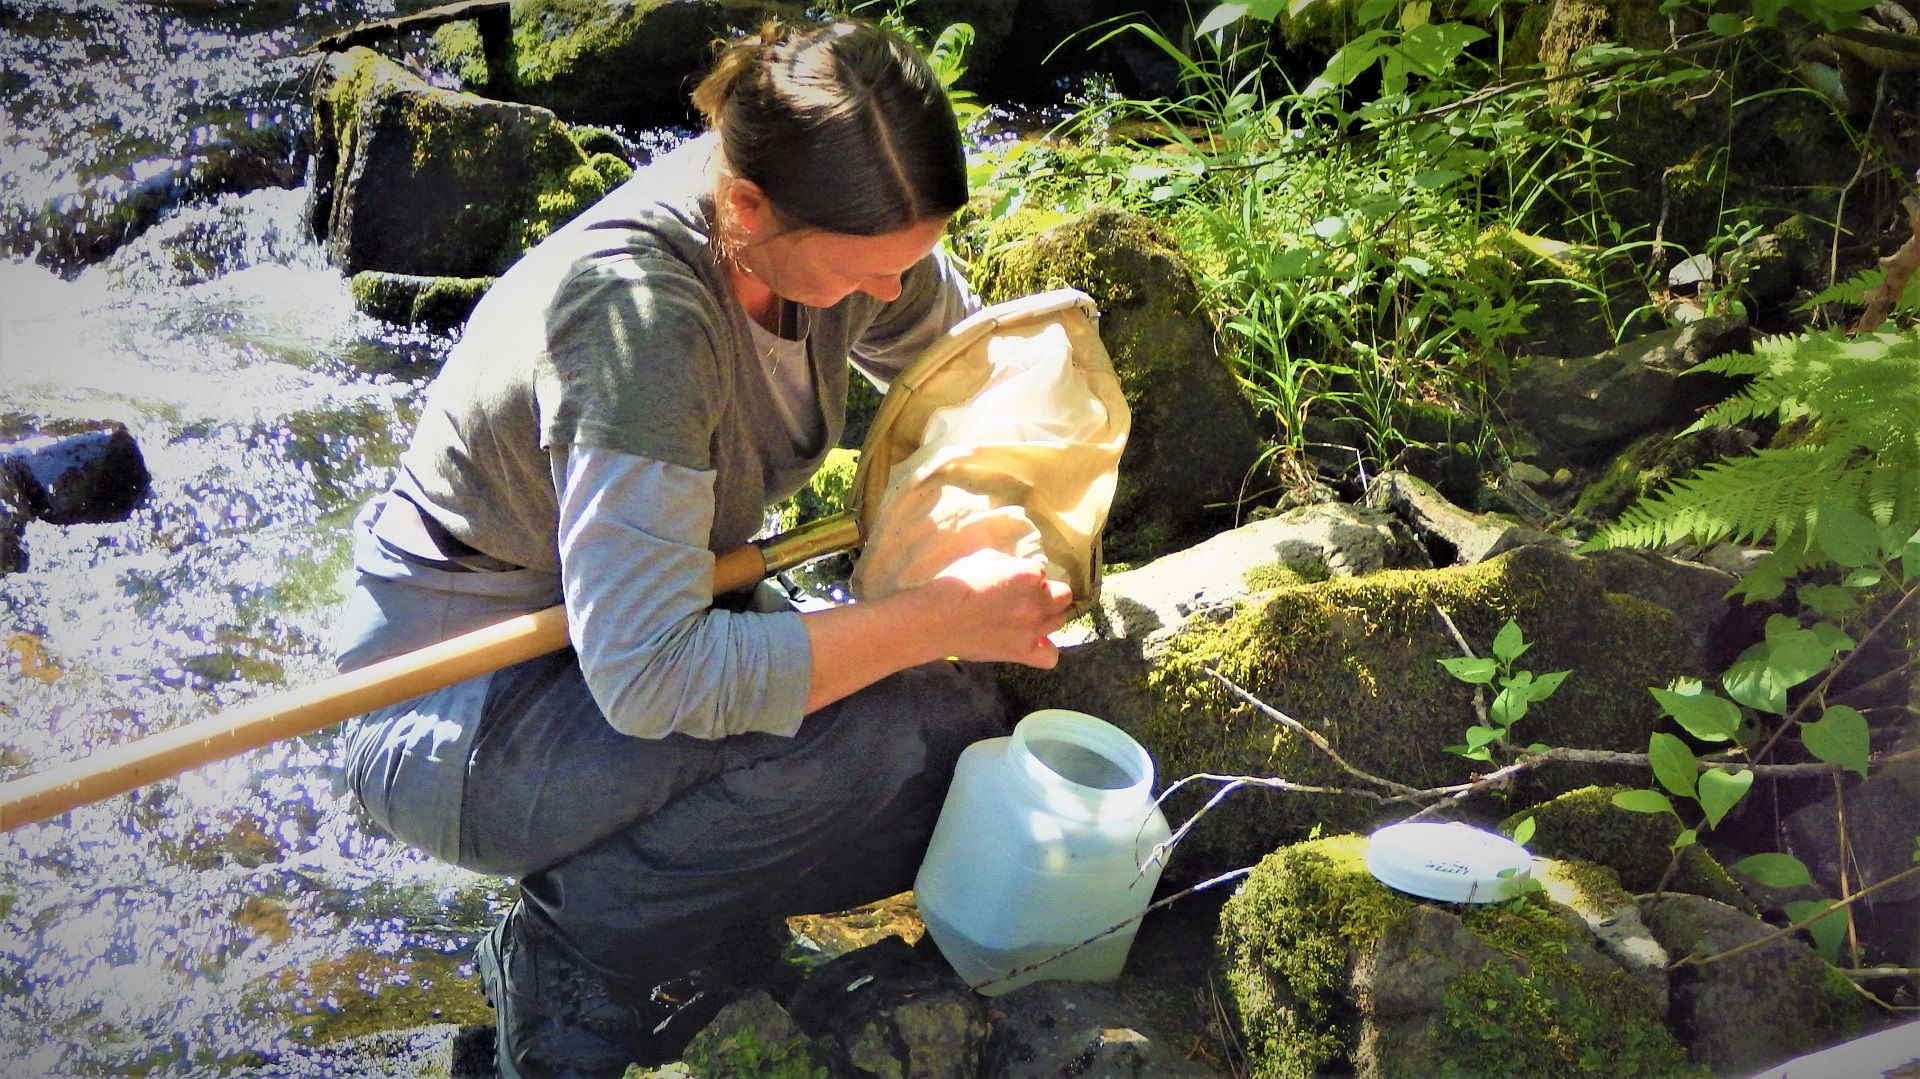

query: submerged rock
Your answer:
[308,47,628,278]
[1217,836,1698,1078]
[0,420,150,530]
[974,206,1262,564]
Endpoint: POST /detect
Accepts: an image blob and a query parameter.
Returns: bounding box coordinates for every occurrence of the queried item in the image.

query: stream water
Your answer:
[2,2,512,1074]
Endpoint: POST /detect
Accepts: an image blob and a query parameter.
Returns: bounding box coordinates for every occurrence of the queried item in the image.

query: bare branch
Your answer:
[1432,603,1491,729]
[1671,863,1920,970]
[1201,667,1423,797]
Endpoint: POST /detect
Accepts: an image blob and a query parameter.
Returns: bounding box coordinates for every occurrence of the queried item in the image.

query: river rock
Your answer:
[1505,786,1751,909]
[307,47,628,278]
[1085,500,1426,645]
[983,980,1215,1079]
[1783,753,1920,907]
[1363,470,1568,567]
[1217,837,1694,1079]
[0,420,150,526]
[974,206,1263,564]
[1644,893,1877,1076]
[1505,315,1750,456]
[349,271,494,332]
[786,936,990,1079]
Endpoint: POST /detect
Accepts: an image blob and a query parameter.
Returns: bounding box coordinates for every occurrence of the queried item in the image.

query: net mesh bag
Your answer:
[849,289,1129,611]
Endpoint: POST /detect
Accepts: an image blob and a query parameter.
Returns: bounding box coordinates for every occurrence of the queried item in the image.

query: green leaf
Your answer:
[1305,31,1391,95]
[1651,684,1741,742]
[1412,169,1464,189]
[1801,704,1870,777]
[1698,767,1754,828]
[1356,0,1398,22]
[1784,899,1847,964]
[1527,669,1570,702]
[1796,584,1858,616]
[1394,21,1489,75]
[1612,789,1676,816]
[1707,12,1747,35]
[1723,643,1786,714]
[1491,619,1528,664]
[1439,656,1498,684]
[1649,732,1699,799]
[1843,568,1882,589]
[1489,685,1529,727]
[1464,724,1501,749]
[1510,816,1536,847]
[1674,828,1698,848]
[1732,852,1812,888]
[1196,3,1252,35]
[1817,499,1883,566]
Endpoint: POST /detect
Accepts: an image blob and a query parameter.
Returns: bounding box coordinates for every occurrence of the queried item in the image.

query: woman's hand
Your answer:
[920,549,1075,668]
[799,549,1075,712]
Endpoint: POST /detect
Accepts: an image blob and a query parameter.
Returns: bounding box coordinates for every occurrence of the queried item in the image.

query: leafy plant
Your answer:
[1585,327,1920,600]
[1438,618,1570,762]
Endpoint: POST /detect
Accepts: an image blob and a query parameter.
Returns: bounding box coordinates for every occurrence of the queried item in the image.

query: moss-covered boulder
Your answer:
[431,0,742,128]
[308,47,628,278]
[1218,836,1702,1079]
[349,271,494,332]
[1010,542,1705,877]
[1504,786,1750,909]
[973,206,1262,564]
[1644,893,1877,1076]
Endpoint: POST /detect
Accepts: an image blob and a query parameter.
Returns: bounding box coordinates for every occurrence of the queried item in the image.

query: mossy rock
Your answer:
[1569,425,1757,532]
[1644,893,1878,1075]
[350,271,494,332]
[434,0,745,128]
[308,47,615,277]
[1503,786,1751,910]
[1218,835,1702,1079]
[1138,543,1700,876]
[973,206,1262,564]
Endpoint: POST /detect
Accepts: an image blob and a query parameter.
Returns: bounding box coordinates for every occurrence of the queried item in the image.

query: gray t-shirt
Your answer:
[391,134,971,571]
[373,135,975,740]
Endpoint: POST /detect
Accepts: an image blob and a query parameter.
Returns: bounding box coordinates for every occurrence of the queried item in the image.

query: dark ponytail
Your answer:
[692,20,968,236]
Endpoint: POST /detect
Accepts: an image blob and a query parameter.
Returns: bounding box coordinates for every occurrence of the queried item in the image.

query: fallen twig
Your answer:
[1672,863,1920,970]
[1201,667,1423,797]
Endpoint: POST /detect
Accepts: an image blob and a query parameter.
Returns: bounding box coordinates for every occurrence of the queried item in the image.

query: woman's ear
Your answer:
[722,177,772,241]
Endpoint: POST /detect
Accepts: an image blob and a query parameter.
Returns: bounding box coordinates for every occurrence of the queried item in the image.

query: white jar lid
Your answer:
[1365,822,1533,903]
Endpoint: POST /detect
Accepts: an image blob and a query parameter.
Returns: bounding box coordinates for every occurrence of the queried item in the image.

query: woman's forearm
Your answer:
[800,549,1072,712]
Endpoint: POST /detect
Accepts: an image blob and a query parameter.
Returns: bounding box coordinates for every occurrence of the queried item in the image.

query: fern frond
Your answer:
[1588,445,1855,550]
[1800,265,1885,309]
[1798,264,1920,314]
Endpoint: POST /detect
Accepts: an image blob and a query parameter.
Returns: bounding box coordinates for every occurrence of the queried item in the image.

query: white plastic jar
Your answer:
[914,708,1172,996]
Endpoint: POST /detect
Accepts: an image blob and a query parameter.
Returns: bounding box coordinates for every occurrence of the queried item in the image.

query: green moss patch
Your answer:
[1505,786,1750,909]
[1139,544,1697,876]
[1219,836,1702,1078]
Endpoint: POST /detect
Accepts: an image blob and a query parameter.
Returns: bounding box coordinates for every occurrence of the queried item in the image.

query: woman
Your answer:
[331,20,1072,1078]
